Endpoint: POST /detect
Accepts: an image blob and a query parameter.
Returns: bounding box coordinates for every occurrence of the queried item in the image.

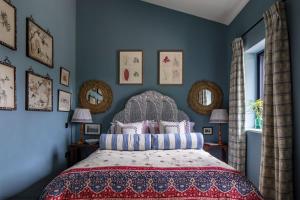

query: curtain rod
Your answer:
[241,0,287,38]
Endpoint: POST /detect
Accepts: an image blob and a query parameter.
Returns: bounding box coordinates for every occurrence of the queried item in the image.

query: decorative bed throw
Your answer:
[40,166,262,200]
[152,132,204,150]
[100,134,151,151]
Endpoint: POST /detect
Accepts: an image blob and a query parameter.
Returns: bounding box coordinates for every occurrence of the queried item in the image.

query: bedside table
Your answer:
[67,143,99,166]
[204,143,228,163]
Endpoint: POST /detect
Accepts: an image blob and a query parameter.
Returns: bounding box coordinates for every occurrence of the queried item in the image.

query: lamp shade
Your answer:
[209,109,228,124]
[71,108,93,123]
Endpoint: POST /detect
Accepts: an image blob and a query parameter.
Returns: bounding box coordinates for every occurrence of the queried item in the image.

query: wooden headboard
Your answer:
[112,90,190,123]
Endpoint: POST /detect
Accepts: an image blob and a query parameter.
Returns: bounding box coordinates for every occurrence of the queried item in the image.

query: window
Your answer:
[257,51,265,99]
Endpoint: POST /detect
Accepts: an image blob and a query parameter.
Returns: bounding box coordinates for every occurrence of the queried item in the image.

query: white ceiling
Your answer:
[141,0,250,25]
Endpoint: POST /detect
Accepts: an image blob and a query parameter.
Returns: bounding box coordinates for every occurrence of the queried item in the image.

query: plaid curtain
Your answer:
[259,2,294,200]
[228,38,246,174]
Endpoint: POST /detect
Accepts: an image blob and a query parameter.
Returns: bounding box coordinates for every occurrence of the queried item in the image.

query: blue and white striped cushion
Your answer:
[99,134,151,151]
[151,132,204,150]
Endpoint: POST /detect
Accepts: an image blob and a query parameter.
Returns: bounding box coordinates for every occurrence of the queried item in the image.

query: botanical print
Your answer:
[27,18,53,68]
[58,90,71,112]
[119,51,143,84]
[159,51,183,85]
[60,67,70,86]
[0,62,15,110]
[0,0,16,50]
[26,72,52,111]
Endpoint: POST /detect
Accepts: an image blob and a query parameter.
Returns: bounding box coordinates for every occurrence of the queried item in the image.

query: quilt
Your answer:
[40,166,262,200]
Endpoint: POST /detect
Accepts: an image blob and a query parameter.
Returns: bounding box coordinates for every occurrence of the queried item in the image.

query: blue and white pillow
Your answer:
[151,132,204,150]
[100,133,151,151]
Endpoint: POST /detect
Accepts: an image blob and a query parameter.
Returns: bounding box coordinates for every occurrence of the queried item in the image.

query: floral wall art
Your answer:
[26,17,53,68]
[0,60,16,110]
[119,50,143,84]
[0,0,16,50]
[26,71,53,111]
[159,50,183,85]
[58,90,71,112]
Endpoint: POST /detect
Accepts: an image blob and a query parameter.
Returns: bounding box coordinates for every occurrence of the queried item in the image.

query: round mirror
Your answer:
[199,89,213,106]
[86,88,103,105]
[79,80,113,113]
[188,81,223,115]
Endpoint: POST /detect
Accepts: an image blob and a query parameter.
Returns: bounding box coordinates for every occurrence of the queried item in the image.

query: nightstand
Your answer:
[204,143,228,163]
[67,143,99,166]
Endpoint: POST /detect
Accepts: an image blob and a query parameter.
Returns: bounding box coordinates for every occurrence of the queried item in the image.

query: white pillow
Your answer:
[159,120,187,134]
[115,121,145,134]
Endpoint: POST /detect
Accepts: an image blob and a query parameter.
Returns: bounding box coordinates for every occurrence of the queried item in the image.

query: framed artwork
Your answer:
[57,90,71,112]
[26,71,53,111]
[0,60,16,110]
[60,67,70,87]
[158,50,183,85]
[202,127,213,135]
[0,0,16,50]
[119,50,143,85]
[85,123,101,135]
[26,17,53,68]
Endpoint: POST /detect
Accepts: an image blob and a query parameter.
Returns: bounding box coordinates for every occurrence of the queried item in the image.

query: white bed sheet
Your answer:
[70,149,234,170]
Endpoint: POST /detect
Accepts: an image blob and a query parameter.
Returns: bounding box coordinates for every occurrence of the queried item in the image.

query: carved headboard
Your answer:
[112,90,190,123]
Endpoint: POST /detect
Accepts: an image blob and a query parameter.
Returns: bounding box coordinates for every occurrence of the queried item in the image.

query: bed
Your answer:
[40,91,262,200]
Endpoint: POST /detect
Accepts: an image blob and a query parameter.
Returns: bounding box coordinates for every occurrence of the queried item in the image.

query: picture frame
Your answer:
[0,59,16,110]
[84,123,101,135]
[0,0,16,50]
[158,50,183,85]
[57,90,71,112]
[26,70,53,112]
[202,127,213,135]
[26,17,53,68]
[118,50,143,85]
[60,67,70,87]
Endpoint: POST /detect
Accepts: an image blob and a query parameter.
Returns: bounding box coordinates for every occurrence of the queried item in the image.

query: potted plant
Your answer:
[249,99,263,129]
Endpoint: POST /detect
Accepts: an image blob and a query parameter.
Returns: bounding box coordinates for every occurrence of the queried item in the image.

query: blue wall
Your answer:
[0,0,76,199]
[227,0,300,198]
[76,0,229,143]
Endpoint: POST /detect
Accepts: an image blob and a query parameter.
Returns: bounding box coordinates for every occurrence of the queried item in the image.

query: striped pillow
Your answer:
[100,134,151,151]
[151,132,204,150]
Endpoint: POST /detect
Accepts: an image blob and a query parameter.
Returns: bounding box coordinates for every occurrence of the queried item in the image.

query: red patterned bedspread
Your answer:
[40,166,262,200]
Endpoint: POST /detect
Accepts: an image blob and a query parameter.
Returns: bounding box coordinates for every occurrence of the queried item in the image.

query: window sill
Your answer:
[246,128,262,134]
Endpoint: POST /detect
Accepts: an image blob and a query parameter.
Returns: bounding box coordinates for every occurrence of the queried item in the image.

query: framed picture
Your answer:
[119,50,143,84]
[158,50,183,85]
[202,127,213,135]
[85,123,101,135]
[60,67,70,87]
[0,0,16,50]
[57,90,71,112]
[26,71,53,111]
[26,17,53,68]
[0,60,16,110]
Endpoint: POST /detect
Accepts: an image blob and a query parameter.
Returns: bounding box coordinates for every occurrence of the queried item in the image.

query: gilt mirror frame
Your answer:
[188,80,223,115]
[79,80,113,113]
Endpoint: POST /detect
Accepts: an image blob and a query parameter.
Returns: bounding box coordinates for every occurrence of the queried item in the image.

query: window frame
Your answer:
[257,51,265,99]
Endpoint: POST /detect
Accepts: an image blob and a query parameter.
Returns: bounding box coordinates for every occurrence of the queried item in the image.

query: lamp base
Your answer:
[218,123,223,145]
[78,123,85,145]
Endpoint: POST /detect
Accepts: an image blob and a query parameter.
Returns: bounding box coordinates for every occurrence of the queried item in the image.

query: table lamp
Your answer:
[71,108,93,144]
[209,109,228,145]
